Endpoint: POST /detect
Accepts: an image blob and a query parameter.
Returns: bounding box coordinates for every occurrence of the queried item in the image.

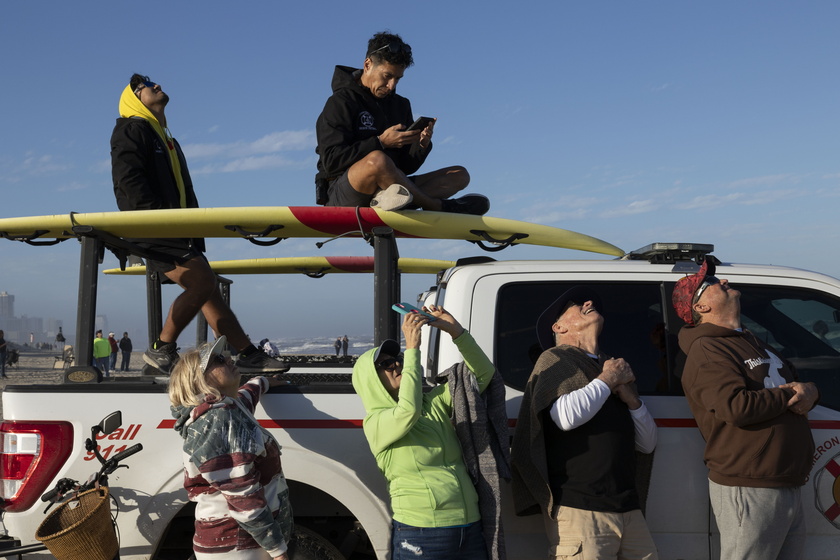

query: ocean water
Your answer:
[271,334,376,356]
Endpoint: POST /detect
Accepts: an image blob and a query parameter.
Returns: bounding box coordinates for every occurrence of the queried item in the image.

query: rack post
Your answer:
[64,236,102,383]
[373,227,400,346]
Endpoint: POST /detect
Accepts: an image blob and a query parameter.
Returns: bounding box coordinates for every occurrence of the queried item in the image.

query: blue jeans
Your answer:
[95,357,109,376]
[391,520,487,560]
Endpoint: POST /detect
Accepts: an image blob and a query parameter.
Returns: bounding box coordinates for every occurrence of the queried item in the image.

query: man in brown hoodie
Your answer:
[673,258,819,560]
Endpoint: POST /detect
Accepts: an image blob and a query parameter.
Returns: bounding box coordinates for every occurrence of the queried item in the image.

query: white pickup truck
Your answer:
[3,241,840,560]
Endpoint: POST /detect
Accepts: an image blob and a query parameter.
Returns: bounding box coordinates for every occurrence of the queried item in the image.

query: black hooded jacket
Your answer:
[111,117,204,252]
[315,65,431,182]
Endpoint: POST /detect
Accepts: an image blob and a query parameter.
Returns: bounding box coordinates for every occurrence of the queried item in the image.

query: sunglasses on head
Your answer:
[369,42,412,57]
[693,276,720,304]
[376,357,402,371]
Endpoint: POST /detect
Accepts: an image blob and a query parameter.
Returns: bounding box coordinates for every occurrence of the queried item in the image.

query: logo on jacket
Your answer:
[358,111,376,131]
[743,350,786,388]
[814,452,840,530]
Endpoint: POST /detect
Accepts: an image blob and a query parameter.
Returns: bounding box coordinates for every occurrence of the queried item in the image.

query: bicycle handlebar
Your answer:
[42,443,144,501]
[110,443,143,465]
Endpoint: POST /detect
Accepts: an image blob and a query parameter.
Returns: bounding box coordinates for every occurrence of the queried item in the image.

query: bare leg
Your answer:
[347,151,465,211]
[411,166,470,199]
[161,256,250,351]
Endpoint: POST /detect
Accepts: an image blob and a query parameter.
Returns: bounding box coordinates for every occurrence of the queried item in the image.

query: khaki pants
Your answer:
[543,505,658,560]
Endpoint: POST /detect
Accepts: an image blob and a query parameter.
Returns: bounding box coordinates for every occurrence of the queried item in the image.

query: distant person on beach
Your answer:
[119,332,133,371]
[342,335,349,357]
[93,330,111,377]
[315,31,488,214]
[0,330,7,379]
[108,332,119,372]
[334,337,342,357]
[261,338,280,358]
[110,73,288,376]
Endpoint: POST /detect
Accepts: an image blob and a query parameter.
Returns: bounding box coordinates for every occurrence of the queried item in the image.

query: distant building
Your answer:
[0,291,62,344]
[0,292,14,318]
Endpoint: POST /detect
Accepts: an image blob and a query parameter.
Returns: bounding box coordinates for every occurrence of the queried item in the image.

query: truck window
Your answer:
[495,282,668,394]
[739,286,840,411]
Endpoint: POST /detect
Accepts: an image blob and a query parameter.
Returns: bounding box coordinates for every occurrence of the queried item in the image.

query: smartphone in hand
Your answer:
[406,116,434,131]
[392,302,435,319]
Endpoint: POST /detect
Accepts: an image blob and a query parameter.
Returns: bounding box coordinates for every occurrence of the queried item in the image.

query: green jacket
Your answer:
[93,336,111,359]
[352,331,495,527]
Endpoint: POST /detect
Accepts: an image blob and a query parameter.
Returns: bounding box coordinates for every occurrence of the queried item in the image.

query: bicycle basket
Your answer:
[35,487,118,560]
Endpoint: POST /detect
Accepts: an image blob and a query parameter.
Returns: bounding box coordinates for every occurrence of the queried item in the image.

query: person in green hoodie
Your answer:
[352,305,498,560]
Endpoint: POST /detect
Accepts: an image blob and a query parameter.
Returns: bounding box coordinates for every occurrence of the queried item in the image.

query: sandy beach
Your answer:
[0,348,148,419]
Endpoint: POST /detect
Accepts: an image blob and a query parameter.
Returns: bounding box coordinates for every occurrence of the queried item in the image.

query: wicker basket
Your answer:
[35,487,118,560]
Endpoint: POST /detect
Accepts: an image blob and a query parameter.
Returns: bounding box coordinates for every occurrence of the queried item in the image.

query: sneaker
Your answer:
[235,350,290,373]
[370,184,413,212]
[440,194,490,216]
[143,343,179,375]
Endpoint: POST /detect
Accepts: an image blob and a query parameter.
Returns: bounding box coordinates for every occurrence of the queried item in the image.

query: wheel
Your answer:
[289,525,345,560]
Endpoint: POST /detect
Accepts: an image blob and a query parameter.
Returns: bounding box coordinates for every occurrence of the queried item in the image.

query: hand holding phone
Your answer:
[392,302,435,320]
[406,116,434,132]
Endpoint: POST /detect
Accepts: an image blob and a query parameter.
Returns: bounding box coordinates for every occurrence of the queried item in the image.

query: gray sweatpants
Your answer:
[709,479,805,560]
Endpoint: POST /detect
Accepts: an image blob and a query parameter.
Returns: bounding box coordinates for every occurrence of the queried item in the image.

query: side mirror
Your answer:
[97,411,123,436]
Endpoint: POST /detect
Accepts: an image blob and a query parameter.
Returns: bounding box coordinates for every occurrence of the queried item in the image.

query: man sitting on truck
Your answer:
[315,31,489,214]
[110,73,288,375]
[511,286,659,560]
[673,258,819,560]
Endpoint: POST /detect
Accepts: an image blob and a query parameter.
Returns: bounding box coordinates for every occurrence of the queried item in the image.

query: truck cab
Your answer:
[422,243,840,559]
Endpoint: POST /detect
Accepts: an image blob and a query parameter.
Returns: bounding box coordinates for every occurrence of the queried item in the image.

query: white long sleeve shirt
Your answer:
[549,378,658,454]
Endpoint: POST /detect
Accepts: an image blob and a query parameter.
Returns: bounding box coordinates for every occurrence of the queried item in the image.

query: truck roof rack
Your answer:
[624,242,715,264]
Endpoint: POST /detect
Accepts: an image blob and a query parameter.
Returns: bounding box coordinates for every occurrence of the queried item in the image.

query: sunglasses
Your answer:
[210,353,229,366]
[693,276,720,304]
[133,80,157,95]
[369,42,412,57]
[376,357,403,371]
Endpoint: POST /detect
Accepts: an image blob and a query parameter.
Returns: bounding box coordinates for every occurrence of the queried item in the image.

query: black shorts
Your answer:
[139,243,206,275]
[326,171,417,207]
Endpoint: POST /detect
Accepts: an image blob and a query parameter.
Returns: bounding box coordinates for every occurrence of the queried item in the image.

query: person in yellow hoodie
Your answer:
[110,74,288,376]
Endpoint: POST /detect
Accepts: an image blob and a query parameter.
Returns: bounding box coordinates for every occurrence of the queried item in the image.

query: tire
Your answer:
[289,525,346,560]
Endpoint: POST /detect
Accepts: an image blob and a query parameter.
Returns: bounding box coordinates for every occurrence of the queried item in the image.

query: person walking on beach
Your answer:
[93,330,111,377]
[110,73,288,376]
[119,332,133,371]
[108,332,119,372]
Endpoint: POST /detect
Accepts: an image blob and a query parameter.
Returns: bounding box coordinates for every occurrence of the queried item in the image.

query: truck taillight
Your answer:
[0,422,73,513]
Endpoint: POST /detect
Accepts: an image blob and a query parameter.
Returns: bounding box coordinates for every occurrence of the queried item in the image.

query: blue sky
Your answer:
[1,1,839,346]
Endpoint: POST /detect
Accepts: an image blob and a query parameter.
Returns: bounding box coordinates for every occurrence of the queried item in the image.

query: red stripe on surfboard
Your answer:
[324,256,376,272]
[287,206,424,238]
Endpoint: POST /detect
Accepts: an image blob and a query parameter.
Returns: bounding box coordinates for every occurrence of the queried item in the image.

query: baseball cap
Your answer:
[373,339,401,365]
[672,259,716,325]
[199,336,228,374]
[535,286,603,351]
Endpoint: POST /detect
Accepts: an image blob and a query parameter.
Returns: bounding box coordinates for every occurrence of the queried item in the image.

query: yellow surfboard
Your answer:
[0,206,624,256]
[103,256,455,276]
